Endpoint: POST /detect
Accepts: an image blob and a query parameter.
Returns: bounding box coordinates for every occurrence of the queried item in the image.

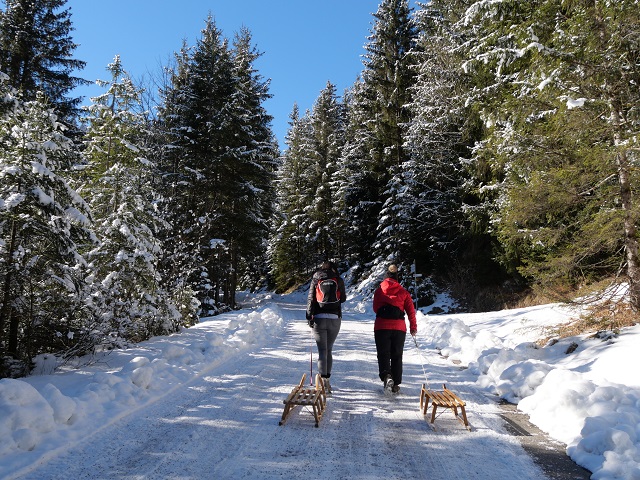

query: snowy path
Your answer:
[17,300,551,479]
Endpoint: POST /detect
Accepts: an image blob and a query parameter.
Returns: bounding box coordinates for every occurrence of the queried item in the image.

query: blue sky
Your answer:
[66,0,387,148]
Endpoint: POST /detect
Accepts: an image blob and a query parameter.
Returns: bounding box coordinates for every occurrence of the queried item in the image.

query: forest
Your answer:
[0,0,638,378]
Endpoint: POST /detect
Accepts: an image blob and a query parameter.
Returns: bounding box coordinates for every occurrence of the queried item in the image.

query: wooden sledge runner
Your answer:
[279,373,327,427]
[420,383,471,431]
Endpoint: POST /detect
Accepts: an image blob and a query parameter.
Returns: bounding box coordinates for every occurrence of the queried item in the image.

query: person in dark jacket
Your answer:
[372,264,417,394]
[306,261,346,393]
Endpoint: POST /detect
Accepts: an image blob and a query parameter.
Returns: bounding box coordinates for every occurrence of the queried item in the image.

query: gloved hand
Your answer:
[410,329,417,337]
[308,317,315,328]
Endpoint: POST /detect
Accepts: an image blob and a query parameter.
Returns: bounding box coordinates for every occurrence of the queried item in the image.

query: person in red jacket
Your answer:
[373,264,417,394]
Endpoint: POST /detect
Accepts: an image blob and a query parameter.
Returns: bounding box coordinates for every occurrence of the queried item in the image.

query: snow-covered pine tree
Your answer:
[156,17,236,316]
[152,41,201,321]
[0,0,87,123]
[339,81,378,267]
[467,0,640,307]
[157,17,276,312]
[372,164,413,268]
[446,0,546,302]
[270,81,347,291]
[224,27,277,298]
[0,81,93,377]
[307,81,346,265]
[81,56,183,344]
[270,106,317,290]
[353,0,418,270]
[405,1,478,273]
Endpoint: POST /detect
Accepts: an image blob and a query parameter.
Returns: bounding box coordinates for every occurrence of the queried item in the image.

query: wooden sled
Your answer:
[279,373,327,427]
[420,383,471,431]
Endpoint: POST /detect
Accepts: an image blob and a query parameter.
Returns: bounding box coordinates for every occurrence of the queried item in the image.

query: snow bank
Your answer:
[0,379,56,455]
[520,369,640,479]
[0,303,287,479]
[421,306,640,480]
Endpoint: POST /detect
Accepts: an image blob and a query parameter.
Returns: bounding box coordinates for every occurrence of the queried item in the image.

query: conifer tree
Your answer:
[156,17,236,315]
[270,105,316,290]
[0,82,93,376]
[373,165,413,266]
[339,81,377,266]
[270,82,346,290]
[406,1,480,273]
[153,40,201,320]
[81,56,182,343]
[225,27,277,298]
[341,0,418,269]
[474,0,640,307]
[0,0,87,122]
[307,81,346,264]
[446,0,550,301]
[157,17,275,311]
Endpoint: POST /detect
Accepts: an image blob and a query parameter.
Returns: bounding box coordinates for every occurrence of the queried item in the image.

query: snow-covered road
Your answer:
[15,299,553,479]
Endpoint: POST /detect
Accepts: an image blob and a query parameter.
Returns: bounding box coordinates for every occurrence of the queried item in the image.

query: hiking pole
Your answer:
[412,335,431,389]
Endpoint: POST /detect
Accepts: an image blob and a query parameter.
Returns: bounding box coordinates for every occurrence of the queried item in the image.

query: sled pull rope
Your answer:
[413,335,431,389]
[310,325,314,385]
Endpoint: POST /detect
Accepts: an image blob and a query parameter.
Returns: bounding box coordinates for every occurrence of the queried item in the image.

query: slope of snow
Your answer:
[0,289,638,479]
[423,295,640,480]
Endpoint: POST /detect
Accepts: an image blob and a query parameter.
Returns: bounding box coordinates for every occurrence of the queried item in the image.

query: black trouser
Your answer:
[374,329,406,385]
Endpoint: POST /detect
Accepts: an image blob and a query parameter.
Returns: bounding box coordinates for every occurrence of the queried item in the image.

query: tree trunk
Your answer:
[0,220,18,351]
[610,103,640,310]
[8,306,19,357]
[230,245,237,308]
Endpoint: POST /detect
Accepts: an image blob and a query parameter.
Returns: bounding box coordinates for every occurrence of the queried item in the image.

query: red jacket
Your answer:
[373,277,417,332]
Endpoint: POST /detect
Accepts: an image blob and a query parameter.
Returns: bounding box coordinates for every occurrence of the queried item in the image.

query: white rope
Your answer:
[310,324,314,385]
[412,335,431,389]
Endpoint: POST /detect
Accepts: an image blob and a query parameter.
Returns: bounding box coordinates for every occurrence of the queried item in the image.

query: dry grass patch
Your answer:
[537,299,638,347]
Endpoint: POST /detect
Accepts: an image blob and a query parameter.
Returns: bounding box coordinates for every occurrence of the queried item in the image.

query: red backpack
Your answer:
[316,277,340,307]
